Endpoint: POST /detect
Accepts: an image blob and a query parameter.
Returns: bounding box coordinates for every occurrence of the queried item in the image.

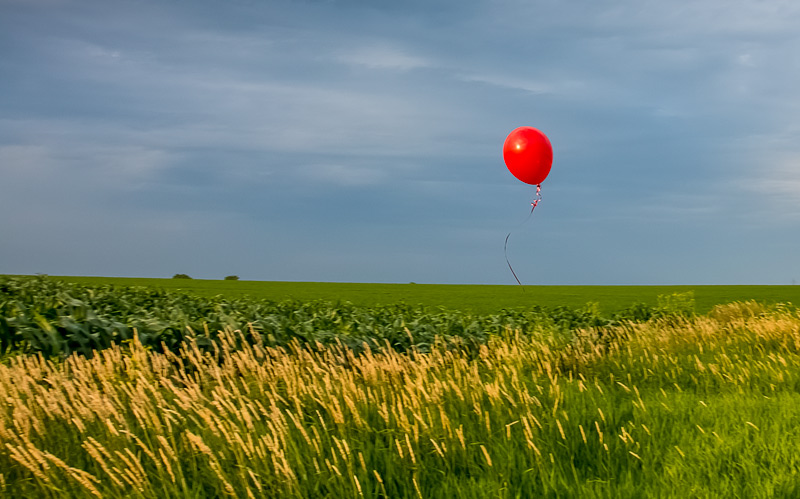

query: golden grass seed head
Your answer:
[81,438,124,488]
[42,449,103,498]
[556,419,566,440]
[480,445,492,467]
[5,443,51,482]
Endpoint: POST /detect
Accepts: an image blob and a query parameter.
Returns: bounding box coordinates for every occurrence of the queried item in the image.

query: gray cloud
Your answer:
[1,0,799,283]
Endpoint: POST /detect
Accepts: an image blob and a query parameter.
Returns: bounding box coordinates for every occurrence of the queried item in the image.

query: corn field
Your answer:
[0,276,668,359]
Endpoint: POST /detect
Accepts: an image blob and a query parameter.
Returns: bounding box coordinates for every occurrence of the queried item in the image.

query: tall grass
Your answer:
[2,302,800,497]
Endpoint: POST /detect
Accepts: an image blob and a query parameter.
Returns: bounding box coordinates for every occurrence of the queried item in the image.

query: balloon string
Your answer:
[504,184,542,289]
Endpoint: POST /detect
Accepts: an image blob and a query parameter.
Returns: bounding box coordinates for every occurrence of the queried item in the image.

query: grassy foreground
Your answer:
[3,302,800,497]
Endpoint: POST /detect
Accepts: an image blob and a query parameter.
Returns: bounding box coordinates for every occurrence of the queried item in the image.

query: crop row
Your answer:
[1,275,696,359]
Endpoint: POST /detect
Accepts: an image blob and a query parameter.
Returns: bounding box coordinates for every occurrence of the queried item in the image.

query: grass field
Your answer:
[4,275,800,497]
[3,302,800,497]
[44,275,800,315]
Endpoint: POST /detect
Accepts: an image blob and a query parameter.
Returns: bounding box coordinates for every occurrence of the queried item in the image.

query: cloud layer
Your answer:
[2,0,800,284]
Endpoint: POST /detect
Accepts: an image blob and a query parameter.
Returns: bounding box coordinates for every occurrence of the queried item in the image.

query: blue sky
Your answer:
[2,0,800,285]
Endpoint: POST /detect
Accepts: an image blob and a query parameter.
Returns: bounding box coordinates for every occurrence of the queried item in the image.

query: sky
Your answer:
[2,0,800,285]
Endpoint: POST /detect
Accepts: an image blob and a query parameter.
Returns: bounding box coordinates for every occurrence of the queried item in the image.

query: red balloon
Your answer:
[503,126,553,185]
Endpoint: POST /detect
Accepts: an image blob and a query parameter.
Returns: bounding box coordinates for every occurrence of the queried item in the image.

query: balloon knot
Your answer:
[530,184,542,208]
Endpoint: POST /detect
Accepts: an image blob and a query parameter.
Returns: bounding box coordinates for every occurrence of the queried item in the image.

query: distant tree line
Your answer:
[171,274,239,280]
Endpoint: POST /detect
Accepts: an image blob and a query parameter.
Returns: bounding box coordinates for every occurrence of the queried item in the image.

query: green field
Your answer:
[5,275,800,497]
[3,293,800,497]
[47,275,800,314]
